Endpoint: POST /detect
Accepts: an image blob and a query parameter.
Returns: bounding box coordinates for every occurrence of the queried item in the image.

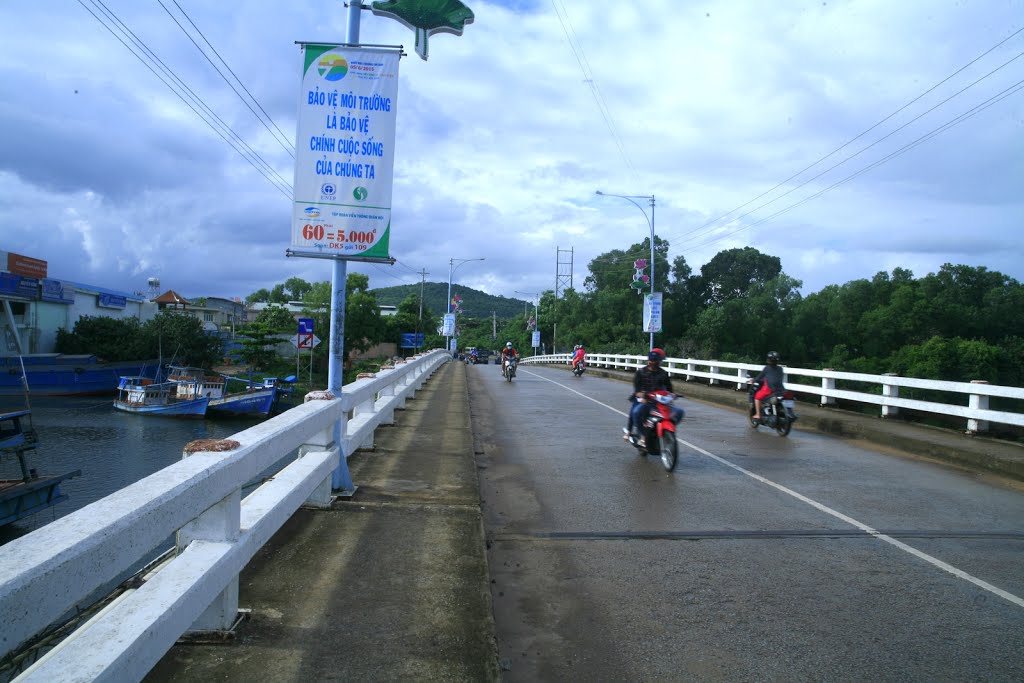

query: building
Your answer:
[1,250,156,356]
[151,291,247,334]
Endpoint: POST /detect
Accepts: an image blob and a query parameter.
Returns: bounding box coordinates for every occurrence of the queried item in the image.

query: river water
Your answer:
[0,395,278,545]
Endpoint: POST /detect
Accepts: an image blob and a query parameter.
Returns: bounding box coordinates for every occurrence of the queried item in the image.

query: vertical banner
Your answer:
[292,45,401,259]
[442,313,456,337]
[643,292,663,333]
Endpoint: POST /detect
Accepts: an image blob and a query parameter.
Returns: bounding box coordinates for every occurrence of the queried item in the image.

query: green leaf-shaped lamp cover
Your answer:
[371,0,474,60]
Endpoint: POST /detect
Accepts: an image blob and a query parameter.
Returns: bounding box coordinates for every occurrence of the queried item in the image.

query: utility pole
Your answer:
[416,268,428,343]
[492,311,496,340]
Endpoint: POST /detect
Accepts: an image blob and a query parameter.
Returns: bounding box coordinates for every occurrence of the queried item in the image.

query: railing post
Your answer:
[881,373,899,418]
[821,370,836,405]
[686,362,695,382]
[735,368,746,390]
[305,390,354,495]
[177,485,241,633]
[377,370,398,425]
[709,365,720,386]
[968,380,990,434]
[298,398,338,508]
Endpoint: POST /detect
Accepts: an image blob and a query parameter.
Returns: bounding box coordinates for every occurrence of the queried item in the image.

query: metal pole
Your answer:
[446,259,453,354]
[649,195,655,351]
[328,0,362,494]
[595,190,656,351]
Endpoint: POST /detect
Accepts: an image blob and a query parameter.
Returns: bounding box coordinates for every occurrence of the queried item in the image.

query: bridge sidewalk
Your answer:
[147,360,500,682]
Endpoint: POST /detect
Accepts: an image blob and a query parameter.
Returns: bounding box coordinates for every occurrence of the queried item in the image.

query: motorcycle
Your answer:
[571,358,586,376]
[626,390,682,472]
[747,379,798,436]
[503,356,518,382]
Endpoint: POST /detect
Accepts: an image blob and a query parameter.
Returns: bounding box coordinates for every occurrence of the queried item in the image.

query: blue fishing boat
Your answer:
[0,409,80,526]
[112,376,210,417]
[171,368,289,418]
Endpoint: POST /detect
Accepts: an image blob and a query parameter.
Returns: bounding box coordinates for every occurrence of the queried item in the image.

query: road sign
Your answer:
[298,318,314,334]
[400,333,425,349]
[644,292,663,333]
[291,333,321,349]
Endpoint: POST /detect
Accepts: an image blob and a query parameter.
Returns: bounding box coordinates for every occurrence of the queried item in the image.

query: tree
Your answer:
[236,320,279,371]
[694,247,782,306]
[245,288,270,305]
[141,312,223,367]
[269,284,288,303]
[254,304,297,333]
[284,276,312,301]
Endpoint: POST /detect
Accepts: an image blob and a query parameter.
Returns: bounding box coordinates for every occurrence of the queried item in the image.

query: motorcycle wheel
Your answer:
[775,412,792,437]
[660,432,678,472]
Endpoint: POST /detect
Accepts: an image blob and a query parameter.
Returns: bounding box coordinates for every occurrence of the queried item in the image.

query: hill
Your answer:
[372,282,528,320]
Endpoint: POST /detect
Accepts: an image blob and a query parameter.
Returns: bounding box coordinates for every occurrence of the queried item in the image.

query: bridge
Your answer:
[2,351,1023,681]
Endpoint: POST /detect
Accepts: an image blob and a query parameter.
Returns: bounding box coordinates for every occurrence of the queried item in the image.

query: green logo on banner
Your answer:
[353,187,368,201]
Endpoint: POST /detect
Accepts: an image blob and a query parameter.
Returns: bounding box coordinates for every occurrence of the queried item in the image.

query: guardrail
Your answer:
[0,349,449,682]
[522,353,1024,433]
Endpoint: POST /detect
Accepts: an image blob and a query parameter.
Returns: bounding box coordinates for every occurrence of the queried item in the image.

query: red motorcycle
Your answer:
[626,390,682,472]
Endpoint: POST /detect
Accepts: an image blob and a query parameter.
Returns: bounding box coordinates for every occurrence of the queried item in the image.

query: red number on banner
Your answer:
[302,224,326,241]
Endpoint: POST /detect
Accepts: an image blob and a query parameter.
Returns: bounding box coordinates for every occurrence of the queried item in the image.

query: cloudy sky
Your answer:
[1,0,1022,304]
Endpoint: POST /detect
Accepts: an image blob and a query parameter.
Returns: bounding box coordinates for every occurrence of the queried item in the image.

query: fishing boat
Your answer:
[0,409,80,526]
[0,354,160,397]
[112,376,210,417]
[168,367,288,418]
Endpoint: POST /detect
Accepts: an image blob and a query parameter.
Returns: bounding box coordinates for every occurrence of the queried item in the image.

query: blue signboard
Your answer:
[40,278,75,304]
[97,293,127,309]
[0,273,38,300]
[298,318,314,334]
[400,333,425,349]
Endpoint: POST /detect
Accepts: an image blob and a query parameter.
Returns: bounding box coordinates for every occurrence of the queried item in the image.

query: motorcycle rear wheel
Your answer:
[660,432,678,472]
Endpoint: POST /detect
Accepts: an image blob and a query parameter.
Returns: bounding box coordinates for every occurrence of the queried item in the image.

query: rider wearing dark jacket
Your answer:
[752,351,785,420]
[624,348,677,438]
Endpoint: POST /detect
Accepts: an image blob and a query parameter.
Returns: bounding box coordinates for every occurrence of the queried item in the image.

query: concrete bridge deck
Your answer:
[145,360,1023,681]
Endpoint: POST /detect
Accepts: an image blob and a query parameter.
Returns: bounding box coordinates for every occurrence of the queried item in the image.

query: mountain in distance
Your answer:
[372,282,529,320]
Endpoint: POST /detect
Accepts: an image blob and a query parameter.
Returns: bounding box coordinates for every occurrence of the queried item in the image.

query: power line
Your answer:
[674,45,1024,248]
[92,0,292,191]
[680,76,1024,255]
[77,0,292,199]
[550,0,640,182]
[159,0,296,158]
[678,24,1024,244]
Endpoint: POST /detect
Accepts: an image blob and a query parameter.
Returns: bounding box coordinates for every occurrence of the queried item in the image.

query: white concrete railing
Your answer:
[522,353,1024,433]
[0,349,449,682]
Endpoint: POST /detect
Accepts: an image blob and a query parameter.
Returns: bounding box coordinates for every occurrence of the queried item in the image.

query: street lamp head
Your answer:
[595,190,604,195]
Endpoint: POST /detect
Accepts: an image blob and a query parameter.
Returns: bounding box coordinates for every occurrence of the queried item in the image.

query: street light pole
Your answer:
[595,190,656,351]
[447,257,484,354]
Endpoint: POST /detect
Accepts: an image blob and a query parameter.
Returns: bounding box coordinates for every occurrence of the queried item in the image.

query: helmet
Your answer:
[647,348,665,362]
[506,341,513,348]
[766,351,780,363]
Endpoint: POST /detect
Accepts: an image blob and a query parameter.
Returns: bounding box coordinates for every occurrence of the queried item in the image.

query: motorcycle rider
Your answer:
[500,341,520,377]
[570,344,586,372]
[751,351,785,422]
[624,348,682,440]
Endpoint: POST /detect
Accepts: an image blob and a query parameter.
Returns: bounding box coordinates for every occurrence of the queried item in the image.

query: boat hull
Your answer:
[0,356,160,397]
[113,396,209,417]
[207,388,278,417]
[0,471,81,526]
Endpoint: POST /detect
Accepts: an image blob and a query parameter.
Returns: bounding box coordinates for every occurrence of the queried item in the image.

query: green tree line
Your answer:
[514,241,1023,387]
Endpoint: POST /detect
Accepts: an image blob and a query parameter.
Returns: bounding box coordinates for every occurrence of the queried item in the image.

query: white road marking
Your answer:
[524,367,1024,609]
